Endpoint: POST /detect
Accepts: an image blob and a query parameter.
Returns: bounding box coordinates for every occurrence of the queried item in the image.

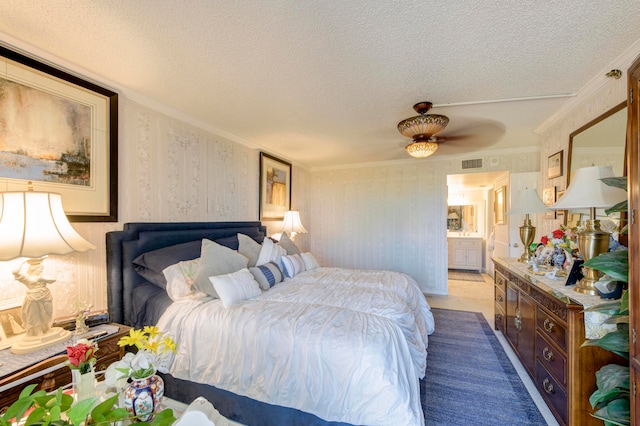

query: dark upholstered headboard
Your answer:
[106,222,267,325]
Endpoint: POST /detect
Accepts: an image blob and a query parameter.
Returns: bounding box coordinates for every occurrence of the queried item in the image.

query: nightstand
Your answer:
[0,322,130,413]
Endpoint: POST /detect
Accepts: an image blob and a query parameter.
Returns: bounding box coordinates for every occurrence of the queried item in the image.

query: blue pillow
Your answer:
[249,262,284,290]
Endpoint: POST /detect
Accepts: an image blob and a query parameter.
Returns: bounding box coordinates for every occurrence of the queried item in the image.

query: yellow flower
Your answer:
[144,339,161,353]
[162,336,177,354]
[143,325,160,338]
[118,328,147,349]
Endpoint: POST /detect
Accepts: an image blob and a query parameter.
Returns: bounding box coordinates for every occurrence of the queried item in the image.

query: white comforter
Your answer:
[157,267,434,426]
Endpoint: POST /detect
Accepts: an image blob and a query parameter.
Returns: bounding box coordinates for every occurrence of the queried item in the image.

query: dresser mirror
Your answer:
[567,101,627,185]
[566,101,627,228]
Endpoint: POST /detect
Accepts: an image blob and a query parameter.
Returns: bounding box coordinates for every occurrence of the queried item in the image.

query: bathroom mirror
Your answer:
[567,101,626,186]
[447,205,477,232]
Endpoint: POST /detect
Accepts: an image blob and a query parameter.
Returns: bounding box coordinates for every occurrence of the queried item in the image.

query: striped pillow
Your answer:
[281,254,305,278]
[249,261,284,290]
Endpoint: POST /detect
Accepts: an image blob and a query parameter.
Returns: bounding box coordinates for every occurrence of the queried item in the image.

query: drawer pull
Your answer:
[514,308,522,332]
[496,313,503,322]
[543,318,555,333]
[496,294,504,303]
[542,378,555,395]
[542,346,554,362]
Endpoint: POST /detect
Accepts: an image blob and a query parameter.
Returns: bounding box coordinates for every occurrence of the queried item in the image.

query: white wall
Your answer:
[308,150,540,295]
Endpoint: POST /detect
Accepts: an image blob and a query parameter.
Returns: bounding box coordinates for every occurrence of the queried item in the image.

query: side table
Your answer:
[0,322,130,413]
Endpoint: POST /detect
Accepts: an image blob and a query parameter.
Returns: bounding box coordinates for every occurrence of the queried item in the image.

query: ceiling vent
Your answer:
[461,158,483,170]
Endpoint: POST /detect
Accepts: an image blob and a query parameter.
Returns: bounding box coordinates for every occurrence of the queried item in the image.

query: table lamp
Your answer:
[281,210,308,240]
[0,188,96,354]
[551,166,626,295]
[506,188,549,262]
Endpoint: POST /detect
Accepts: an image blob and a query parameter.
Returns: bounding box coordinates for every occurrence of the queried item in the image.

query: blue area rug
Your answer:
[422,308,548,425]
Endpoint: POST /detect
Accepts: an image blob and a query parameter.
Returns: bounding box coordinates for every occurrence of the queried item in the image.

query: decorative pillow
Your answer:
[132,240,202,289]
[300,252,319,270]
[210,268,262,308]
[256,237,286,266]
[193,239,249,297]
[249,261,284,290]
[163,259,208,301]
[238,233,262,267]
[281,254,306,278]
[277,232,301,255]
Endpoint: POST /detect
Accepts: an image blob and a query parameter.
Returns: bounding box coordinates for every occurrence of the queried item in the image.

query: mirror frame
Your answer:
[567,100,627,187]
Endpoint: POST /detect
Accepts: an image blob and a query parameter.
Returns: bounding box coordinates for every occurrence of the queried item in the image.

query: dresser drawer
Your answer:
[536,360,567,425]
[536,307,567,351]
[494,271,507,293]
[495,285,506,306]
[536,332,567,385]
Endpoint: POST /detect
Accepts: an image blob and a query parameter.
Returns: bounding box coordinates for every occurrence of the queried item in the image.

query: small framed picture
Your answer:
[0,305,26,350]
[556,190,567,226]
[542,186,556,219]
[547,150,563,179]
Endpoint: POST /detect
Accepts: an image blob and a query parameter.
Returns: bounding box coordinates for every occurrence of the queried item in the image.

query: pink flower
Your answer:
[66,339,98,373]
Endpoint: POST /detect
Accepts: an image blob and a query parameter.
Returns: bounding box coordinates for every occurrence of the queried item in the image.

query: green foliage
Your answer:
[583,250,628,283]
[0,384,175,426]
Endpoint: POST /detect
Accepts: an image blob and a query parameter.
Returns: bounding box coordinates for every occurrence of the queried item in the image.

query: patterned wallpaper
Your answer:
[0,63,630,318]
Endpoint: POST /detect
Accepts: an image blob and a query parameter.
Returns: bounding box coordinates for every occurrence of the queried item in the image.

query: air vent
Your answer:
[461,158,483,169]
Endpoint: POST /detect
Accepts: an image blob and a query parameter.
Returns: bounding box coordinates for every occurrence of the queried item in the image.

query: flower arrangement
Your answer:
[66,339,98,374]
[106,326,176,384]
[540,227,577,251]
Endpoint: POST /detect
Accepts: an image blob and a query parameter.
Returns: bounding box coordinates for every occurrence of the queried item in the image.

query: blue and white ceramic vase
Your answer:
[122,373,164,422]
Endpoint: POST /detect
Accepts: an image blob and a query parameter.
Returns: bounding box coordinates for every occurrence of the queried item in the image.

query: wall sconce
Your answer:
[0,188,96,354]
[551,166,626,295]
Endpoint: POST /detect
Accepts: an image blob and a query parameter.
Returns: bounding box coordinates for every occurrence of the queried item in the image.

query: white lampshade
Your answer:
[0,191,96,261]
[507,188,549,215]
[281,210,308,235]
[551,166,626,210]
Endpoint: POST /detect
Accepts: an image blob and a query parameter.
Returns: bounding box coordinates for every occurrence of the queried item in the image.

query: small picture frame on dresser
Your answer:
[564,259,584,286]
[0,305,26,350]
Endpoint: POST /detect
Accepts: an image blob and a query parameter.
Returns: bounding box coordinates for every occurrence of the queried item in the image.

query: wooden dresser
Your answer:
[0,323,130,413]
[493,258,625,426]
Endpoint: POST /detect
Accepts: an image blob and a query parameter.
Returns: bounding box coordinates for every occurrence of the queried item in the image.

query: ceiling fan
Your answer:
[397,101,456,158]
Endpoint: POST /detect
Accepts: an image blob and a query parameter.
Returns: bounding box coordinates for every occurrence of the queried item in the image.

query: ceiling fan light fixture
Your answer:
[405,141,438,158]
[397,102,449,158]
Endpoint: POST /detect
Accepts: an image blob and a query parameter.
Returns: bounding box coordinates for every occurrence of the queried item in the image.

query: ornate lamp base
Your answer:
[518,216,536,263]
[11,327,72,354]
[574,219,610,296]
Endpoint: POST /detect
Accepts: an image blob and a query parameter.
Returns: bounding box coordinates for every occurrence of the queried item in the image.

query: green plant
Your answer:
[579,175,630,426]
[0,383,176,426]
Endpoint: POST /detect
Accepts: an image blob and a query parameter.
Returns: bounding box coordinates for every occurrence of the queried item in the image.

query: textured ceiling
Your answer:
[1,1,640,168]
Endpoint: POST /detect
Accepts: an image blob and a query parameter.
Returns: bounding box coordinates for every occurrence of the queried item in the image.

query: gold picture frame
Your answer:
[0,46,118,222]
[543,186,557,219]
[494,185,506,225]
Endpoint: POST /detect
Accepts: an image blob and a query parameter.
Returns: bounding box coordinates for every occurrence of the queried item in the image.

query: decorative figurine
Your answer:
[75,302,93,335]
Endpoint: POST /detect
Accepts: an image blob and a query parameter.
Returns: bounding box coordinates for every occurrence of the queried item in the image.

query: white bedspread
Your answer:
[157,267,434,426]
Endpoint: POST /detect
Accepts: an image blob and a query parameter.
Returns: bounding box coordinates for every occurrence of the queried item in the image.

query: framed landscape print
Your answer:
[259,152,291,220]
[0,46,118,222]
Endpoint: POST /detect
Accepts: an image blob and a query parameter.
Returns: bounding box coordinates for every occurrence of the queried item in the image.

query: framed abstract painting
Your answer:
[259,152,291,220]
[0,46,118,222]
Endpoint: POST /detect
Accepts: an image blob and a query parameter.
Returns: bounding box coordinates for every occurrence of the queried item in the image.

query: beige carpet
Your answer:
[447,270,485,282]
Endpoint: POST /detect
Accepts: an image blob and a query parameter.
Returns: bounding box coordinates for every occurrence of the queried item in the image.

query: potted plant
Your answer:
[580,176,630,426]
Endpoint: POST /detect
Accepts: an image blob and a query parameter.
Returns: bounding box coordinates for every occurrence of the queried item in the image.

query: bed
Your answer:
[106,222,434,426]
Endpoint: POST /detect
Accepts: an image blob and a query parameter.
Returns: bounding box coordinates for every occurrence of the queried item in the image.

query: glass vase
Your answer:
[72,368,97,402]
[122,373,164,422]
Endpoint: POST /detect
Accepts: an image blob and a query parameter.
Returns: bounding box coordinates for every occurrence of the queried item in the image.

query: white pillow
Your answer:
[281,254,306,278]
[193,239,249,297]
[163,259,209,301]
[300,252,319,270]
[237,233,262,267]
[210,268,262,308]
[277,232,301,255]
[256,238,286,266]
